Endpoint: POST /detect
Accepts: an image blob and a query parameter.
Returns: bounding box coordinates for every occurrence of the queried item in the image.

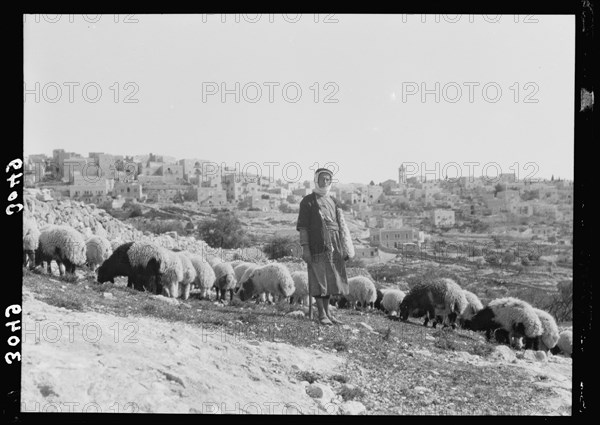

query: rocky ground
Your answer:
[21,272,572,416]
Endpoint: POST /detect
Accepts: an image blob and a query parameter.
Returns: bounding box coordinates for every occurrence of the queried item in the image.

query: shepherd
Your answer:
[296,168,354,326]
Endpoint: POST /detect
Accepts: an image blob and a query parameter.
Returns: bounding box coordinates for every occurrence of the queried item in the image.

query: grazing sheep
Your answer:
[399,278,468,328]
[332,295,349,309]
[233,262,256,288]
[97,242,135,286]
[550,330,572,357]
[212,262,237,302]
[23,215,41,269]
[157,248,184,298]
[346,276,377,310]
[184,252,216,300]
[125,242,166,293]
[36,225,87,275]
[466,297,543,350]
[527,308,559,353]
[85,235,113,272]
[237,263,295,303]
[237,264,272,303]
[207,256,223,267]
[174,251,197,300]
[230,260,245,269]
[381,289,406,316]
[459,290,484,327]
[290,271,309,305]
[374,288,396,311]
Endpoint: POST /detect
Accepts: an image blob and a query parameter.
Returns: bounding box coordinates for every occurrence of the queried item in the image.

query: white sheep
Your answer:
[551,330,572,357]
[85,235,113,272]
[347,276,377,310]
[23,215,41,269]
[207,256,223,268]
[530,308,560,353]
[36,225,87,275]
[184,252,216,300]
[467,297,543,349]
[290,271,310,305]
[399,278,468,328]
[212,262,237,302]
[459,289,484,326]
[236,263,271,303]
[233,262,257,289]
[157,248,184,298]
[237,263,295,303]
[174,251,197,301]
[381,289,406,316]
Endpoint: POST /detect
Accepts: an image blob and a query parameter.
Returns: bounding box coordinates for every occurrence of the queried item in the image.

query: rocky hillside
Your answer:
[21,272,572,415]
[24,189,215,256]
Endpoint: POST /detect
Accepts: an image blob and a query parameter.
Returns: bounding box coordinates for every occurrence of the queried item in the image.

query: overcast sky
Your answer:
[24,14,574,184]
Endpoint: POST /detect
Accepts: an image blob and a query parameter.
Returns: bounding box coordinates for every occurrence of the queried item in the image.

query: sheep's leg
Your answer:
[229,288,234,302]
[485,329,492,341]
[23,252,29,268]
[182,283,191,301]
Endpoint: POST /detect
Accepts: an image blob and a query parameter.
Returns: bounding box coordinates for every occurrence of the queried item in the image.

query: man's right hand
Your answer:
[302,246,312,263]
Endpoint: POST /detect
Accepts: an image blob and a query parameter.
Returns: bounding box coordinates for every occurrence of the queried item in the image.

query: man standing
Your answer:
[296,168,354,325]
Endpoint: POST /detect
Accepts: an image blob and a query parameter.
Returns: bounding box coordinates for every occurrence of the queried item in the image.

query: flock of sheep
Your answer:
[334,277,572,358]
[23,220,572,358]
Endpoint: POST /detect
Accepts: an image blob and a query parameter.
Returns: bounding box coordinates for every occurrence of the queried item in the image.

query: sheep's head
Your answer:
[238,277,256,302]
[398,300,410,321]
[468,307,495,331]
[97,264,114,284]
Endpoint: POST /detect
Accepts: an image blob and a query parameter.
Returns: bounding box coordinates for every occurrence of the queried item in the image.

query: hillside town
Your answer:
[24,149,573,269]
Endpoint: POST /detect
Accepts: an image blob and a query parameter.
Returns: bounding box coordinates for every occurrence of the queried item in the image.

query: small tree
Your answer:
[279,203,293,213]
[197,211,250,249]
[263,235,298,260]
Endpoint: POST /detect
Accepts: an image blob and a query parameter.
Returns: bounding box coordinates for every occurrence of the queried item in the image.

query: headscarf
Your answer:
[312,168,333,197]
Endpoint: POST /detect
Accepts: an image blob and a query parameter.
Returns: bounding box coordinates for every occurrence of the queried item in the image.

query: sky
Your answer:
[24,14,575,185]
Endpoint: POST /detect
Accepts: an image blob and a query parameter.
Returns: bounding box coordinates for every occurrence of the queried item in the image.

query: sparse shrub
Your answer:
[339,385,365,401]
[331,374,349,384]
[469,342,495,357]
[333,339,349,352]
[58,274,79,284]
[380,326,392,341]
[433,330,458,351]
[238,313,259,325]
[143,304,158,314]
[44,295,84,311]
[263,235,298,260]
[197,212,250,249]
[297,371,321,384]
[278,203,293,213]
